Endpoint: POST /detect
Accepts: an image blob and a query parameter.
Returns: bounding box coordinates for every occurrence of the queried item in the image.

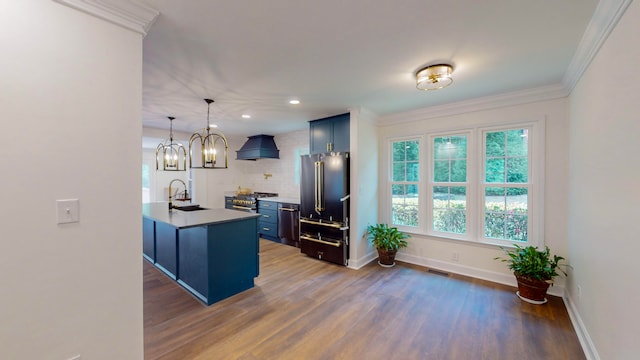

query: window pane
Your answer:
[406,161,419,181]
[392,184,418,227]
[432,186,466,234]
[485,158,504,183]
[507,157,528,183]
[484,187,528,241]
[405,140,419,161]
[433,160,449,182]
[507,129,528,156]
[392,142,406,161]
[392,162,405,181]
[433,135,467,183]
[485,131,505,157]
[450,160,466,182]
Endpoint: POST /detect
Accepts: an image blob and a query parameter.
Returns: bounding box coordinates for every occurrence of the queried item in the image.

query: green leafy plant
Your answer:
[367,223,410,251]
[495,245,566,282]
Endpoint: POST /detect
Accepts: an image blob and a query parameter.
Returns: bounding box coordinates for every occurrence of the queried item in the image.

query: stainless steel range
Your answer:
[228,192,278,212]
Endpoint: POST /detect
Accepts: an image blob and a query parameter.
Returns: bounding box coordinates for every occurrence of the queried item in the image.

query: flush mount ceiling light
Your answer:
[416,64,454,90]
[155,116,187,171]
[189,99,229,169]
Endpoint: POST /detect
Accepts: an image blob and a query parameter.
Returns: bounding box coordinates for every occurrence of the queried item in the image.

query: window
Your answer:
[431,135,467,235]
[142,163,151,203]
[386,122,541,247]
[483,129,529,242]
[391,139,419,227]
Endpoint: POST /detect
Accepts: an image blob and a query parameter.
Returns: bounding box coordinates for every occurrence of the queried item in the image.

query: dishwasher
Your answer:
[278,203,300,248]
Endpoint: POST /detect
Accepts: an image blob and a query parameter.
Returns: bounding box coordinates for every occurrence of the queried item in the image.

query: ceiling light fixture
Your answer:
[242,114,251,119]
[155,116,186,171]
[289,99,300,105]
[189,99,229,169]
[416,64,454,90]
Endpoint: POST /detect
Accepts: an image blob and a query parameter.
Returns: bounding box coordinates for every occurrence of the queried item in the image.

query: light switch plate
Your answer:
[56,199,80,224]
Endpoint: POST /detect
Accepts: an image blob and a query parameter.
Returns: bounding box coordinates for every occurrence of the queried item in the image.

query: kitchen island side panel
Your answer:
[155,221,178,279]
[206,217,259,304]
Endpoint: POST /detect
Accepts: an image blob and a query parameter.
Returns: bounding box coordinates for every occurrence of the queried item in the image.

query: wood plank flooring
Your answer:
[144,239,585,359]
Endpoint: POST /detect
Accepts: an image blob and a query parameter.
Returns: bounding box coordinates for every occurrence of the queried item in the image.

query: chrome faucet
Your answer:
[168,179,190,211]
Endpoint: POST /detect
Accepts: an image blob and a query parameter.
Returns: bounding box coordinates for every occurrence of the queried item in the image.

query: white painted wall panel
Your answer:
[568,1,640,358]
[0,1,143,358]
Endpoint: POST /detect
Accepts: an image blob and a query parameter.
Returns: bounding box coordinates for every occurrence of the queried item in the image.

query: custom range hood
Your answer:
[236,134,280,160]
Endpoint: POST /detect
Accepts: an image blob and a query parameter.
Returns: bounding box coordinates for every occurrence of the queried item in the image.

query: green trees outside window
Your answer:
[484,129,529,241]
[391,140,419,226]
[432,135,467,234]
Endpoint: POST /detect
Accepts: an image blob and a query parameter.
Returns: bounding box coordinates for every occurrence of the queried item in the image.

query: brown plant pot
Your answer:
[515,273,551,304]
[377,248,398,267]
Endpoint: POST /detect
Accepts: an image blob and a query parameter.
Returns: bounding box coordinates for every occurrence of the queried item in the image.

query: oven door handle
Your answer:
[232,205,254,210]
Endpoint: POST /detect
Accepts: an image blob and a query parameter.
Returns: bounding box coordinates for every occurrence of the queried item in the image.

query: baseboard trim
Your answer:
[395,253,565,297]
[564,293,601,360]
[347,251,377,270]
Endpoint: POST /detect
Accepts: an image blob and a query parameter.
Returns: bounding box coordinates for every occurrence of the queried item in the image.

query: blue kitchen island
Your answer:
[142,202,260,305]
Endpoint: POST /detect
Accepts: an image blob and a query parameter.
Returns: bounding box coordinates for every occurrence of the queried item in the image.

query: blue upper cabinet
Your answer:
[309,113,350,154]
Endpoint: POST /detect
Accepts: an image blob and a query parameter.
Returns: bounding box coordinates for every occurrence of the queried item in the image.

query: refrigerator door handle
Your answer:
[301,235,341,248]
[314,161,325,214]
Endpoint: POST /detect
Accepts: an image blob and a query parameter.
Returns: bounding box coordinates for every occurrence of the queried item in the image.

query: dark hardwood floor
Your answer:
[144,239,585,359]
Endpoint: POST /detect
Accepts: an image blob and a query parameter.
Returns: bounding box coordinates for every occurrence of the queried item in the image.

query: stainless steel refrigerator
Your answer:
[299,152,350,265]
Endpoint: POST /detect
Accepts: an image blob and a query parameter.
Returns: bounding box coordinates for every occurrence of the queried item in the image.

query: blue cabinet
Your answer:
[177,217,259,305]
[257,199,278,241]
[309,113,350,154]
[142,206,259,306]
[155,221,178,279]
[142,217,155,262]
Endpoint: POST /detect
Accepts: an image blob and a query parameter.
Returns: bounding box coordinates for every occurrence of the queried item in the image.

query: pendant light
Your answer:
[155,116,187,171]
[189,99,229,169]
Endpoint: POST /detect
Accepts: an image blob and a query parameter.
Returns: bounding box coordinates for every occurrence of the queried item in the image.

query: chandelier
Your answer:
[155,116,187,171]
[189,99,229,169]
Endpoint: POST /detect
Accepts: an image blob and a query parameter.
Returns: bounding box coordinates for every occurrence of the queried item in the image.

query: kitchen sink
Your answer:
[173,205,208,211]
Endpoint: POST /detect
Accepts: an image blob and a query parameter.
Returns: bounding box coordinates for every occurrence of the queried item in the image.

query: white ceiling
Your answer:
[141,0,599,136]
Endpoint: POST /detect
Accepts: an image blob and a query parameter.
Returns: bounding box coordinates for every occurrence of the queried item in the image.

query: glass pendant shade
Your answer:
[155,116,187,171]
[189,99,229,169]
[416,64,453,90]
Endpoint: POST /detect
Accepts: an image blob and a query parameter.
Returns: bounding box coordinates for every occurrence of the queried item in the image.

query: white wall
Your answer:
[376,98,570,292]
[567,1,640,358]
[348,108,380,268]
[0,1,143,359]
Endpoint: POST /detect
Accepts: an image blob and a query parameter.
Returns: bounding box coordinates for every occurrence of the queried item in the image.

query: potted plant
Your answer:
[367,223,410,267]
[495,244,566,304]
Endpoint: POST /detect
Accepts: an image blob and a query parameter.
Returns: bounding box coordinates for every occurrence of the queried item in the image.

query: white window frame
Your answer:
[388,136,423,229]
[427,131,473,240]
[384,119,545,248]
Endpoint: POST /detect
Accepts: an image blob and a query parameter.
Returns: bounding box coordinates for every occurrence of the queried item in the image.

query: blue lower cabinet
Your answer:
[176,226,209,301]
[176,217,259,305]
[155,221,178,279]
[257,201,278,241]
[142,217,155,262]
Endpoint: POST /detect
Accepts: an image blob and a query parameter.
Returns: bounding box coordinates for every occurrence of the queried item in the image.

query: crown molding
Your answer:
[53,0,159,36]
[378,83,568,126]
[562,0,633,91]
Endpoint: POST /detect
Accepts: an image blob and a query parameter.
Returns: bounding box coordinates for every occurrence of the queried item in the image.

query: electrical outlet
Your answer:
[451,252,459,262]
